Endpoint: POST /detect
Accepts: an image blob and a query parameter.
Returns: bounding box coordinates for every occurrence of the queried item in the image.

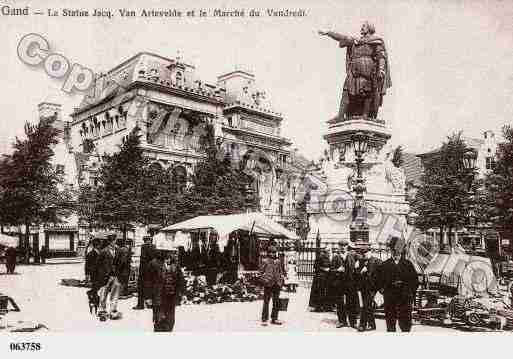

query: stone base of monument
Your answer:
[306,115,409,246]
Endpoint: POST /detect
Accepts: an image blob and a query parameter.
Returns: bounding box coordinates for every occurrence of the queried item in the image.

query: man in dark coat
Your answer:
[149,245,185,332]
[96,234,122,320]
[355,243,382,332]
[331,240,358,328]
[205,239,221,286]
[375,236,419,332]
[85,237,102,314]
[114,238,132,297]
[5,246,17,274]
[260,245,285,326]
[85,238,101,283]
[134,236,155,310]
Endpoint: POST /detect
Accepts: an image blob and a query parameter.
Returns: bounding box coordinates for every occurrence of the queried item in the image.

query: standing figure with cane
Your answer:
[260,245,285,326]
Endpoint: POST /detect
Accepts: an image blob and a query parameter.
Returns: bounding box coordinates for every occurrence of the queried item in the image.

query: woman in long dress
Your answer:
[309,248,331,311]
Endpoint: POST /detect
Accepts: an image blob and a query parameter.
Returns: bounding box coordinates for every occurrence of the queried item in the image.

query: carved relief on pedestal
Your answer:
[383,159,406,194]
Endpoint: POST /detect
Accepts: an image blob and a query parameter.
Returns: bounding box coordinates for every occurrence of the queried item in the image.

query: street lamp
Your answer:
[350,132,370,243]
[462,148,479,250]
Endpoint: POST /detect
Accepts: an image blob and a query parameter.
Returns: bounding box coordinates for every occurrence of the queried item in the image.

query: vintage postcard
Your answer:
[1,0,513,354]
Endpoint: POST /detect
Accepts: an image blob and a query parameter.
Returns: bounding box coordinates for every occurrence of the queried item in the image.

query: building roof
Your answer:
[74,52,223,115]
[73,52,282,118]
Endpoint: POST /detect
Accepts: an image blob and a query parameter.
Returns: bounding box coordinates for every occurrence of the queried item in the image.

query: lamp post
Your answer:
[350,132,370,243]
[463,149,478,250]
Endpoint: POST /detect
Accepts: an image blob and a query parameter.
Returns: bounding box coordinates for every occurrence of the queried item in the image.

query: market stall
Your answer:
[411,251,513,329]
[159,212,298,278]
[155,213,298,305]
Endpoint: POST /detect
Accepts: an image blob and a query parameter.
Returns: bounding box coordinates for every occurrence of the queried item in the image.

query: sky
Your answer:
[1,0,512,160]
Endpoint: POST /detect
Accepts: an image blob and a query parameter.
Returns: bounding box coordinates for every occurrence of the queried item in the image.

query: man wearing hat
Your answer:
[375,236,419,332]
[96,233,123,321]
[114,237,132,297]
[259,244,285,325]
[148,239,185,332]
[133,236,155,310]
[331,239,358,328]
[85,237,102,312]
[355,243,382,332]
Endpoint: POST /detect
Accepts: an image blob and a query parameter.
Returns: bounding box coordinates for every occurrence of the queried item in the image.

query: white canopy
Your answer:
[0,233,18,247]
[161,212,298,240]
[424,252,498,297]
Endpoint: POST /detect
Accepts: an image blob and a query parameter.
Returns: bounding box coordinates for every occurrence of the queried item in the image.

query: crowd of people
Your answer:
[84,233,185,332]
[80,231,420,332]
[309,236,419,332]
[84,233,133,321]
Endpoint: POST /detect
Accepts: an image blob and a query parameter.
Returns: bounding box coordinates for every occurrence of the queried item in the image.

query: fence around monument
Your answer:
[296,241,340,281]
[295,240,391,281]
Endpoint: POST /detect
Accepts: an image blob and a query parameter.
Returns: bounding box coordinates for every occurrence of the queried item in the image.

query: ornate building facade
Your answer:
[68,52,307,240]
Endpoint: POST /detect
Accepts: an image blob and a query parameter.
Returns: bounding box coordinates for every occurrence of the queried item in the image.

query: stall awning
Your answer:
[161,212,298,240]
[0,233,19,247]
[424,252,498,296]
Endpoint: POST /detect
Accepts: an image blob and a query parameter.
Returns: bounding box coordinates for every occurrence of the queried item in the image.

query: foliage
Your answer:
[80,127,180,237]
[80,124,258,235]
[411,132,477,247]
[176,123,258,221]
[483,125,513,233]
[0,116,73,225]
[0,115,74,253]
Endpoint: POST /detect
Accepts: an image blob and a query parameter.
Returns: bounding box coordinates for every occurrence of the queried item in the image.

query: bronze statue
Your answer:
[319,22,391,121]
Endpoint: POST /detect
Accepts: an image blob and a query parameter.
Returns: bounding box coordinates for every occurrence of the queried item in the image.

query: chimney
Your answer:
[217,69,255,95]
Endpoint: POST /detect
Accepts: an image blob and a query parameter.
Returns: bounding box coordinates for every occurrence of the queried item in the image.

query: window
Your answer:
[172,166,187,193]
[486,156,495,170]
[279,199,284,216]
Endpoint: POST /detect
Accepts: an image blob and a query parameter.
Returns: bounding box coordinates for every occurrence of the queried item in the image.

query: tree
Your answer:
[0,115,73,261]
[176,123,258,221]
[483,125,513,235]
[80,127,181,240]
[139,163,179,227]
[411,132,477,250]
[85,127,150,241]
[80,124,259,238]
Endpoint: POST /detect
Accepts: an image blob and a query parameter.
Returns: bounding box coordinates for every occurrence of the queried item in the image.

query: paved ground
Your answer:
[1,262,461,332]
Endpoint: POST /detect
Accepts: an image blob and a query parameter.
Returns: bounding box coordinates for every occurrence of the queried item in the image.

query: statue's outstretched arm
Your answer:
[319,31,355,48]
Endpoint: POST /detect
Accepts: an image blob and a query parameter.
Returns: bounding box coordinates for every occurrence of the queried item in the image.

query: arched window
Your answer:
[149,162,164,172]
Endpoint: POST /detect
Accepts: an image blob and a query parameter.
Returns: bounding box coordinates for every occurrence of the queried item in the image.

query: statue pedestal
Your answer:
[307,116,409,246]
